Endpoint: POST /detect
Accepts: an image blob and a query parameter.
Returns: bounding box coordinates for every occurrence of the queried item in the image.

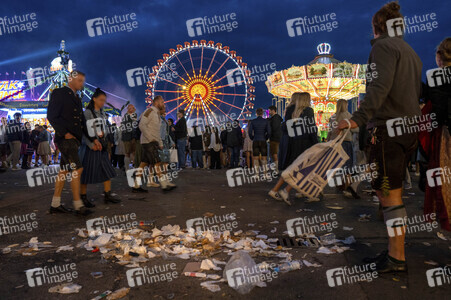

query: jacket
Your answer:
[174,117,187,140]
[121,112,138,141]
[47,86,92,144]
[248,116,271,141]
[421,68,451,132]
[351,34,422,127]
[269,114,283,142]
[139,107,163,147]
[6,119,24,142]
[189,129,204,150]
[226,122,243,147]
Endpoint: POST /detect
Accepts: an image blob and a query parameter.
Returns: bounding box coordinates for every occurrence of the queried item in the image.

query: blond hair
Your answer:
[336,99,348,114]
[289,92,311,119]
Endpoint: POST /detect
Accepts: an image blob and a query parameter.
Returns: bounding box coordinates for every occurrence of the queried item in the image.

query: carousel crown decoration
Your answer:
[317,43,331,55]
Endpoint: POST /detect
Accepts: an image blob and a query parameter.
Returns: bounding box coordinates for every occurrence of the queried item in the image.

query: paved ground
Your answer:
[0,166,450,300]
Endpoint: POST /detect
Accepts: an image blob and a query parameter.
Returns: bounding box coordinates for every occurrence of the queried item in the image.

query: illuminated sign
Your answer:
[0,80,26,100]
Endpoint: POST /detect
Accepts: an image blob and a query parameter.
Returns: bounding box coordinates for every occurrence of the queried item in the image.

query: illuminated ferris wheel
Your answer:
[145,40,255,124]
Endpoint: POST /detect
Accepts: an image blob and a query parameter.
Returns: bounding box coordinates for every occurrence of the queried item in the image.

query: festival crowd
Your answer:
[0,1,449,274]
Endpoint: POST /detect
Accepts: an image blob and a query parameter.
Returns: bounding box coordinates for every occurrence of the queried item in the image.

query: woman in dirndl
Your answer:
[79,88,121,208]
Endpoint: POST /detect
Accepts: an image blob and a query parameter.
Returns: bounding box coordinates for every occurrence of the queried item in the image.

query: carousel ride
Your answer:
[266,43,367,133]
[145,40,255,125]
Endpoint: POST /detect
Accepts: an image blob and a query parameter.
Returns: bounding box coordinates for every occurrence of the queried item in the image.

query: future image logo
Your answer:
[286,213,338,237]
[226,68,244,87]
[426,267,451,287]
[286,13,338,37]
[326,264,378,287]
[126,264,178,287]
[386,17,405,37]
[186,213,237,233]
[426,167,450,187]
[426,67,451,88]
[0,13,38,36]
[86,13,138,38]
[25,263,78,288]
[386,114,438,137]
[326,163,377,188]
[286,116,317,137]
[186,13,238,37]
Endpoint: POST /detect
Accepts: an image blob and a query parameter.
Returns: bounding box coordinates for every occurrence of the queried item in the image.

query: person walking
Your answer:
[209,126,222,169]
[327,99,360,199]
[0,117,7,169]
[20,122,34,169]
[80,88,121,207]
[30,124,40,166]
[226,120,243,168]
[337,2,423,273]
[248,108,271,175]
[47,70,101,216]
[419,37,451,231]
[242,120,253,168]
[132,96,176,192]
[37,125,51,166]
[203,125,212,168]
[269,92,318,205]
[5,112,24,170]
[268,105,283,170]
[173,109,187,169]
[121,104,138,170]
[189,125,204,169]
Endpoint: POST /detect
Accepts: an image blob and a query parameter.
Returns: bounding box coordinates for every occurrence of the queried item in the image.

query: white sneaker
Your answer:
[279,188,291,206]
[268,190,282,201]
[147,181,160,187]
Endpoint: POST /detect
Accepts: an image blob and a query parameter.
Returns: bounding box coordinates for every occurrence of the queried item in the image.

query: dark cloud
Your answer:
[1,0,449,115]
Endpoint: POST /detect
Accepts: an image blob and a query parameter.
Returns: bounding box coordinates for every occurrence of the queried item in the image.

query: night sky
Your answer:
[0,0,449,117]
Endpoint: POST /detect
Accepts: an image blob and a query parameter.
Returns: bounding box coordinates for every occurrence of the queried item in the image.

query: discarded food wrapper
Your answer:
[340,236,356,245]
[91,290,112,300]
[343,226,353,231]
[270,221,279,224]
[56,245,74,253]
[303,260,321,267]
[424,260,439,266]
[183,262,201,273]
[201,259,222,271]
[184,272,207,278]
[200,281,221,292]
[358,214,371,222]
[437,232,447,241]
[48,283,82,294]
[270,227,277,233]
[326,206,344,210]
[91,272,103,278]
[106,287,130,300]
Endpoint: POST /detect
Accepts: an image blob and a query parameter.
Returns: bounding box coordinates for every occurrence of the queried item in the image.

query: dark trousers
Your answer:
[228,146,240,168]
[210,149,221,169]
[117,155,125,169]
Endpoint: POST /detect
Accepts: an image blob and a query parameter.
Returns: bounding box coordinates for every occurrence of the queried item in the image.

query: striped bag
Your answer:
[281,126,351,198]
